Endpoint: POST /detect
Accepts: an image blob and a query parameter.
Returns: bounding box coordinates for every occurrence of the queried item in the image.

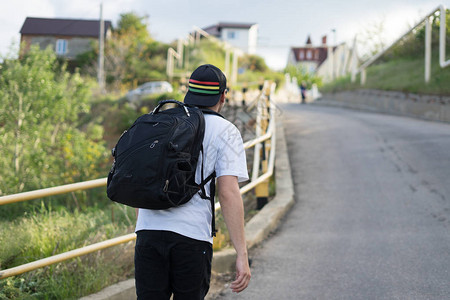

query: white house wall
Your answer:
[286,52,318,73]
[303,61,318,73]
[247,25,258,54]
[221,27,254,54]
[287,51,296,66]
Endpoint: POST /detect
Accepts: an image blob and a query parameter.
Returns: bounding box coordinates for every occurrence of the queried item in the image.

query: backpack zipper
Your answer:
[158,115,178,191]
[150,140,159,148]
[116,139,159,168]
[114,118,169,157]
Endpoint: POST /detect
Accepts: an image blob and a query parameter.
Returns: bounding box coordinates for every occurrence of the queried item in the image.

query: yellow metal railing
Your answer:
[0,81,277,280]
[0,178,107,206]
[0,234,136,279]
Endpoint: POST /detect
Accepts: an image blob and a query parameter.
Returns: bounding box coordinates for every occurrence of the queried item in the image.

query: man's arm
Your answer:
[217,175,251,293]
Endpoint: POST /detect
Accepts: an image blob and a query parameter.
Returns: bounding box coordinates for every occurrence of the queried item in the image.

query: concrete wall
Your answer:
[317,89,450,123]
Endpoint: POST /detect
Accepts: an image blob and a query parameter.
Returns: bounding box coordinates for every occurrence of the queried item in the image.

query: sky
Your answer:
[0,0,448,70]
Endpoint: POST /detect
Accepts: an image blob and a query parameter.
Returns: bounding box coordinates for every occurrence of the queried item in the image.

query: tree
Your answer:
[356,16,388,61]
[0,46,108,196]
[117,12,152,44]
[239,54,269,72]
[284,64,323,88]
[76,12,168,91]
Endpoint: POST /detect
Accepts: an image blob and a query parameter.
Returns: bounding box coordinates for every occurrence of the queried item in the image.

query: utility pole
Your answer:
[351,35,358,83]
[98,3,105,93]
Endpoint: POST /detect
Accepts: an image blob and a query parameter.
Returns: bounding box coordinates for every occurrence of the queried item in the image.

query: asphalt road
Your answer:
[217,104,450,299]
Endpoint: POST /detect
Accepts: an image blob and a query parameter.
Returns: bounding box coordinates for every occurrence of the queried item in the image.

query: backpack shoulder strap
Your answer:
[198,144,218,237]
[197,108,225,237]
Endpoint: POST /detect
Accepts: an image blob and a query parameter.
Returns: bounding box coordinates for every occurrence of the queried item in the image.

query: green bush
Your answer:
[0,46,109,210]
[139,91,184,108]
[284,64,323,89]
[237,70,285,91]
[188,40,227,70]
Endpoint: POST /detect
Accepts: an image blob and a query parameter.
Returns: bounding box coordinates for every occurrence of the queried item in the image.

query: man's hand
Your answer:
[230,253,251,293]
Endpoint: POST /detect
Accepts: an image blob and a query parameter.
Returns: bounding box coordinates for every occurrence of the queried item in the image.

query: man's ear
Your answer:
[220,92,226,103]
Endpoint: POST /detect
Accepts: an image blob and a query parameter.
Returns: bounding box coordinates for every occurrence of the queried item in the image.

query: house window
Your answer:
[299,51,304,60]
[306,50,312,60]
[227,31,238,39]
[55,39,68,55]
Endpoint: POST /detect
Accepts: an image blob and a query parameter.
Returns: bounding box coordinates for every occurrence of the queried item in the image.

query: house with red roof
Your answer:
[287,34,358,82]
[287,35,332,73]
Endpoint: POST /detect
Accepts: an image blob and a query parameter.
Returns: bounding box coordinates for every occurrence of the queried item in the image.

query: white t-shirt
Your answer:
[135,113,249,243]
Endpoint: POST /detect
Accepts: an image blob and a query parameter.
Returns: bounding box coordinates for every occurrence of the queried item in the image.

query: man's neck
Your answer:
[207,104,221,113]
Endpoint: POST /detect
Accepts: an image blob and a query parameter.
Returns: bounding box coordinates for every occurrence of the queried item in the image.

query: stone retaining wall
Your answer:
[317,89,450,123]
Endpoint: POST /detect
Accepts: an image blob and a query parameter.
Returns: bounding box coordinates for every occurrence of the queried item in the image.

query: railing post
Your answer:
[166,48,174,81]
[231,49,239,86]
[425,16,432,83]
[225,48,231,78]
[254,84,271,209]
[242,84,247,107]
[177,39,184,68]
[351,35,358,83]
[439,6,450,68]
[360,68,366,85]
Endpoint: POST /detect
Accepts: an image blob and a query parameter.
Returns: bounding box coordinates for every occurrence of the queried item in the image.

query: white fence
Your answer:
[355,5,449,84]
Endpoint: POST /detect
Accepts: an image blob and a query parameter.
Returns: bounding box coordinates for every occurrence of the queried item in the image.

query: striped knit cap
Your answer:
[184,64,227,107]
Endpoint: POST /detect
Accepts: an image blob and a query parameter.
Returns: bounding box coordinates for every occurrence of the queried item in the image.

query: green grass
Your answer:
[322,52,450,96]
[0,201,136,299]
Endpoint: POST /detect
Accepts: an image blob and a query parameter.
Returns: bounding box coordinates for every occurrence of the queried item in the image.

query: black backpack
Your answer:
[106,100,221,236]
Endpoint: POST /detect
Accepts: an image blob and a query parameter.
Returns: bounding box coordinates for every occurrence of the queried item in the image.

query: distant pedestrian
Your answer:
[300,81,307,104]
[134,64,251,299]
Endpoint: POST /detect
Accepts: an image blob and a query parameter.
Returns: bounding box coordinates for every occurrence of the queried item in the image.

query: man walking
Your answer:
[134,64,251,299]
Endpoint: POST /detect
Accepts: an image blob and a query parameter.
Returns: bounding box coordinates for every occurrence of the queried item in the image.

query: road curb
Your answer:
[80,118,294,299]
[80,279,135,300]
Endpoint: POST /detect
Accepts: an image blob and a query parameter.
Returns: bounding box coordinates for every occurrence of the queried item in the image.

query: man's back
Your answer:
[135,113,248,243]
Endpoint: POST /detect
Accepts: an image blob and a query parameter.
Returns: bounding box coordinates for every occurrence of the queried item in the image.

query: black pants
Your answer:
[135,230,213,300]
